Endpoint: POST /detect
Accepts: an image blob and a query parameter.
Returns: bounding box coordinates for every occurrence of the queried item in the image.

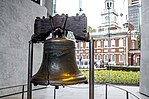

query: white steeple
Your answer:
[98,0,121,32]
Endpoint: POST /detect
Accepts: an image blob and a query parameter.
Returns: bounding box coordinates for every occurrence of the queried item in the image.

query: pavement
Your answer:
[2,84,149,99]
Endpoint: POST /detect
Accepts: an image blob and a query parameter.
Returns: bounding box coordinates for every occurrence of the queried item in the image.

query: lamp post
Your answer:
[53,0,57,15]
[79,44,82,68]
[107,1,111,83]
[78,0,83,69]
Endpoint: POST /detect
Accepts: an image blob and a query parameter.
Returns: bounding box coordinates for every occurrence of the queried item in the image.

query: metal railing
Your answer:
[0,83,141,99]
[0,84,26,99]
[0,84,47,99]
[105,83,140,99]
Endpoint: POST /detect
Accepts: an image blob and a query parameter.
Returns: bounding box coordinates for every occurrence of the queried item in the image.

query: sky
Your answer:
[56,0,128,29]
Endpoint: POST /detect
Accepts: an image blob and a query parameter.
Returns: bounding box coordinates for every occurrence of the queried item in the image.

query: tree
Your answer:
[87,26,96,33]
[138,32,141,48]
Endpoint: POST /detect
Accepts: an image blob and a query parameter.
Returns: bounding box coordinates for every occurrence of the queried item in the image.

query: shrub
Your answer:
[81,70,140,85]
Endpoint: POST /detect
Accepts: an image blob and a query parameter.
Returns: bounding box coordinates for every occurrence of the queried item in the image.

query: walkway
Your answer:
[2,84,149,99]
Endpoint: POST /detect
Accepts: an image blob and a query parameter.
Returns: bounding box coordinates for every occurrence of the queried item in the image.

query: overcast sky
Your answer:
[56,0,128,28]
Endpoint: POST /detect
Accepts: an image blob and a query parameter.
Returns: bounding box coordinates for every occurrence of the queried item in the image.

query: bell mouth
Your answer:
[31,38,87,86]
[31,75,88,86]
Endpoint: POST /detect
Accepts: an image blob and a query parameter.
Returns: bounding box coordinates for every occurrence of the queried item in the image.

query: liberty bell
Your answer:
[31,14,88,86]
[31,36,87,86]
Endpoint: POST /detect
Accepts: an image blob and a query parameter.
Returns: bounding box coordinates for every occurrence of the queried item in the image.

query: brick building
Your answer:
[75,28,140,68]
[75,0,140,68]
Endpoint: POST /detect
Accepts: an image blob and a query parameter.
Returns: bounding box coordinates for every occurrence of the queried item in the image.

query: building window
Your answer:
[119,39,123,47]
[111,40,115,47]
[85,55,89,59]
[84,61,88,65]
[119,54,124,62]
[75,43,78,49]
[111,54,115,62]
[104,40,108,47]
[110,2,112,8]
[97,54,101,60]
[104,54,108,62]
[81,61,83,65]
[97,40,101,48]
[107,2,109,8]
[86,42,89,48]
[80,42,83,48]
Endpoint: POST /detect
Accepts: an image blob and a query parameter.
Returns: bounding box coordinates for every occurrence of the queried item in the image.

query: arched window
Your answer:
[107,2,109,8]
[110,2,112,8]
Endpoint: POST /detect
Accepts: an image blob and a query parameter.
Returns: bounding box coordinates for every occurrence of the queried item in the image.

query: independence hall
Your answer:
[75,26,140,69]
[75,0,140,68]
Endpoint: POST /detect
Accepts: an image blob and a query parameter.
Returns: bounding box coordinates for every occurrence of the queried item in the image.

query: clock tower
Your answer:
[98,0,121,32]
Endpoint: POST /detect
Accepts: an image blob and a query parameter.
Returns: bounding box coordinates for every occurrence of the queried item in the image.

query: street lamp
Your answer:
[53,0,57,15]
[107,1,111,83]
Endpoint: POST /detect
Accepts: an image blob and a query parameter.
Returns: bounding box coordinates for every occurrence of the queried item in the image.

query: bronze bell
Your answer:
[31,38,87,86]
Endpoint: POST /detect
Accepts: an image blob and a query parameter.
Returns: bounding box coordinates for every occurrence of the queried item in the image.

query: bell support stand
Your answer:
[27,36,95,99]
[27,41,34,99]
[89,37,94,99]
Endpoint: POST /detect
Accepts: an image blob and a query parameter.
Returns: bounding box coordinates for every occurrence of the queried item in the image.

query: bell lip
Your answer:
[49,80,88,86]
[31,76,88,86]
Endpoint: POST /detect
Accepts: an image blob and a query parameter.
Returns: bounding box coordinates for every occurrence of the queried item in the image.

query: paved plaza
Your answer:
[2,84,149,99]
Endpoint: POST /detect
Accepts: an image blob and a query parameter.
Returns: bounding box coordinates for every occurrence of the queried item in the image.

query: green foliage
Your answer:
[87,26,96,33]
[138,32,141,48]
[81,70,140,85]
